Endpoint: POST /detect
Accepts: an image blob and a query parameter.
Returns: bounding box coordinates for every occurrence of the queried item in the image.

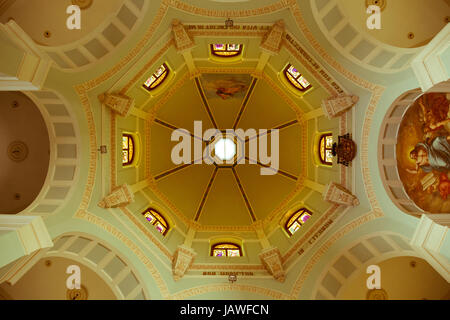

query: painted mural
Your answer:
[396,92,450,213]
[200,74,251,100]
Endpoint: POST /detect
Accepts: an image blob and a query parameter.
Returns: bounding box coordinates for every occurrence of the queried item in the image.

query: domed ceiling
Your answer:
[148,73,304,226]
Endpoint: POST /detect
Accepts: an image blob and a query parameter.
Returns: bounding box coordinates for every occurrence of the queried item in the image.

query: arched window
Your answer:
[319,133,333,165]
[122,134,135,166]
[211,243,242,257]
[285,208,312,236]
[284,64,312,92]
[210,44,242,57]
[143,63,169,91]
[142,208,169,235]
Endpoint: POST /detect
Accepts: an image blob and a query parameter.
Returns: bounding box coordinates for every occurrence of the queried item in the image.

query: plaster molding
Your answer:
[259,247,286,282]
[172,245,197,281]
[98,93,135,117]
[168,283,294,300]
[410,214,450,281]
[98,184,135,208]
[74,209,170,298]
[323,182,360,207]
[260,20,285,55]
[290,211,380,297]
[321,95,359,119]
[0,215,53,268]
[172,20,195,52]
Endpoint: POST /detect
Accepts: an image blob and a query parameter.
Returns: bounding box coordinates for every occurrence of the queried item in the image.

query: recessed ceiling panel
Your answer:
[155,80,214,133]
[237,80,298,131]
[199,169,254,226]
[156,164,216,221]
[235,163,297,221]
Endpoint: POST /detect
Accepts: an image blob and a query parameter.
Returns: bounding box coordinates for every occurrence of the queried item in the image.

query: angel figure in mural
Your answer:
[203,78,249,100]
[418,94,450,138]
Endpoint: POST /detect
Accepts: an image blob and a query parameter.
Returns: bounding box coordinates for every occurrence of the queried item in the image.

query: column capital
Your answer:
[323,182,359,207]
[321,94,359,119]
[172,245,197,281]
[260,20,285,55]
[98,184,134,208]
[172,19,195,53]
[259,246,285,282]
[99,93,135,117]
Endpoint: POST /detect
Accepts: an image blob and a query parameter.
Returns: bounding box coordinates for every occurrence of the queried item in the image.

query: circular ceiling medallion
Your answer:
[71,0,93,9]
[215,138,236,161]
[7,141,28,162]
[66,285,88,300]
[366,288,388,300]
[365,0,386,11]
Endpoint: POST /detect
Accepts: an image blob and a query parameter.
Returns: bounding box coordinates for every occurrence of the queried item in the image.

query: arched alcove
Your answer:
[0,91,50,214]
[0,0,148,70]
[378,86,450,216]
[337,256,450,300]
[0,256,117,300]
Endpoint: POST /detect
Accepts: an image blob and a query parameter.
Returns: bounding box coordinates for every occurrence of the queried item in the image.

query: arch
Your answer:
[312,232,420,300]
[1,0,149,71]
[18,89,81,216]
[210,43,243,58]
[378,84,450,216]
[122,133,135,166]
[284,208,313,236]
[211,243,242,257]
[45,233,150,300]
[283,64,312,92]
[142,63,170,92]
[310,0,423,73]
[318,133,333,166]
[378,88,423,216]
[141,207,169,236]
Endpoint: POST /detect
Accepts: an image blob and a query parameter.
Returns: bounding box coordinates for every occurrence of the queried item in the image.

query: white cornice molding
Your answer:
[411,24,450,92]
[410,214,450,282]
[0,215,53,268]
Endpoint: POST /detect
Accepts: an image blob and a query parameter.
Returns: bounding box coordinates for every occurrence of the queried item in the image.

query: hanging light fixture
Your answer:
[225,18,234,28]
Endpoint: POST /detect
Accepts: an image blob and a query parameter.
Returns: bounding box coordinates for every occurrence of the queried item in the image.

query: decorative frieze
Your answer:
[98,184,134,208]
[172,245,197,281]
[260,20,285,55]
[172,19,195,52]
[258,247,285,282]
[323,182,359,207]
[98,93,134,117]
[321,94,359,119]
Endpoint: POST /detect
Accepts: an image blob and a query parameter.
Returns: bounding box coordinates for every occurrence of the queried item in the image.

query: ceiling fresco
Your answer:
[396,92,450,212]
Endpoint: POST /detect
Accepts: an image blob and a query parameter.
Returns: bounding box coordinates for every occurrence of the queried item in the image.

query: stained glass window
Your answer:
[284,64,312,92]
[211,44,243,57]
[319,133,333,165]
[143,63,169,91]
[285,208,312,236]
[122,134,134,166]
[211,243,242,257]
[142,208,169,236]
